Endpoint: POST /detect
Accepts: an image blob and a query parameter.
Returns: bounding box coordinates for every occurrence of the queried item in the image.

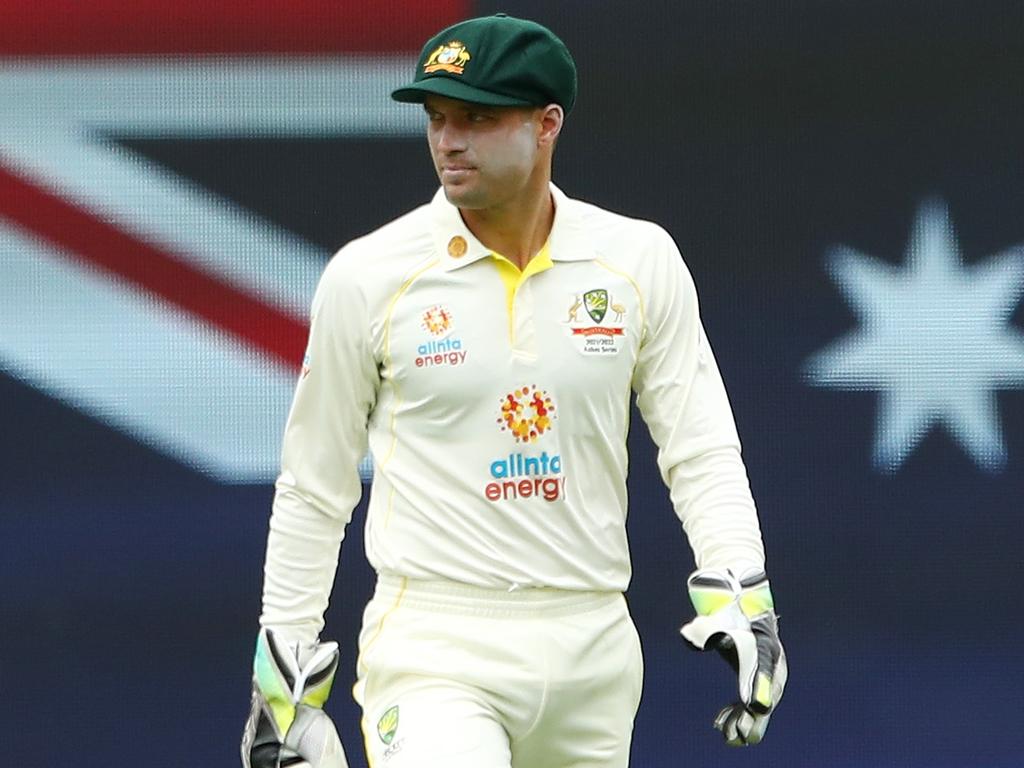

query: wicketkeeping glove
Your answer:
[680,568,787,746]
[241,627,349,768]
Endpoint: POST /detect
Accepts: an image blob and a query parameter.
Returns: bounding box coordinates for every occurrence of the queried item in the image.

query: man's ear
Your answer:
[537,103,564,148]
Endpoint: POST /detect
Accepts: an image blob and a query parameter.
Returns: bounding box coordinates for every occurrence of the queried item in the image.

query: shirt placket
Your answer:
[510,278,537,361]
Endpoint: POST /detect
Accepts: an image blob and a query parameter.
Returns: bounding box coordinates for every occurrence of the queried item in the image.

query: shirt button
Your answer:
[448,236,468,258]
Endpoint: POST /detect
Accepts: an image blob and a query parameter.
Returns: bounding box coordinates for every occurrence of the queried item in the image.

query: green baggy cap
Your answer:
[391,13,577,113]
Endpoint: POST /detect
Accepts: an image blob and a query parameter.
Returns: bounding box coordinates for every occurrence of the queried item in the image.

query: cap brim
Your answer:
[391,77,533,107]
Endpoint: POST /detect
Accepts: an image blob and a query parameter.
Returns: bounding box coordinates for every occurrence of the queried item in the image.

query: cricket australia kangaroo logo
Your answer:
[584,289,608,323]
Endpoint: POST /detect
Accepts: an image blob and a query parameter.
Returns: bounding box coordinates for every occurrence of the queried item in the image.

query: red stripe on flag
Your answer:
[0,0,470,55]
[0,163,308,370]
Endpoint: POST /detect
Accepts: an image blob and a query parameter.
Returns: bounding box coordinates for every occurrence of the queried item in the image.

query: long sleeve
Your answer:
[259,254,379,647]
[632,229,765,573]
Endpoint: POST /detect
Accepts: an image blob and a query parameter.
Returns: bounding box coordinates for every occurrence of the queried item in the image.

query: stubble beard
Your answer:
[441,178,490,210]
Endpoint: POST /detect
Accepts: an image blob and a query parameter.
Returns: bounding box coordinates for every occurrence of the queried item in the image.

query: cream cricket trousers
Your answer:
[353,576,644,768]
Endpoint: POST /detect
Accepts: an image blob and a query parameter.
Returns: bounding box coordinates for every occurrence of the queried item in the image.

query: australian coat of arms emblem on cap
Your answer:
[424,41,471,74]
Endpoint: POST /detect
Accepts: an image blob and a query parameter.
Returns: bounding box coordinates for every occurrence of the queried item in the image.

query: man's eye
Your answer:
[468,113,490,123]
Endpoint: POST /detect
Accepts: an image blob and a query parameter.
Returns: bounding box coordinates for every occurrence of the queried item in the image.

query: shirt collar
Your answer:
[431,182,597,272]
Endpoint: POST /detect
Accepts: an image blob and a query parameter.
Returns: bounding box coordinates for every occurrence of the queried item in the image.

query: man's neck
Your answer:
[459,185,555,271]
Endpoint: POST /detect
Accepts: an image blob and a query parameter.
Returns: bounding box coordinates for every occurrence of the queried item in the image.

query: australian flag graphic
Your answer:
[1,2,1022,767]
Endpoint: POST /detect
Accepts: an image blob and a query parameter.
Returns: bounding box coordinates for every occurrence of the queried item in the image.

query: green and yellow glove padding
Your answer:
[242,627,349,768]
[680,568,787,746]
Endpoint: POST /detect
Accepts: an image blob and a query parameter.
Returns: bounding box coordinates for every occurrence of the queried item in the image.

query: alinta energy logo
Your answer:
[499,385,555,443]
[414,304,467,368]
[421,305,452,336]
[485,385,566,503]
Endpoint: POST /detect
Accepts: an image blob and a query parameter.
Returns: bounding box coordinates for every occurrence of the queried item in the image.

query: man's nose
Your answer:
[435,122,467,153]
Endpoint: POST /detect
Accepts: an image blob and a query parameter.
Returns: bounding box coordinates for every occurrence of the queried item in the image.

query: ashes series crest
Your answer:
[566,289,627,356]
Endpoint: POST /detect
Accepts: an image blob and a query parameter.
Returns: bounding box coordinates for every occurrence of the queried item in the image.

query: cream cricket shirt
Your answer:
[261,185,766,645]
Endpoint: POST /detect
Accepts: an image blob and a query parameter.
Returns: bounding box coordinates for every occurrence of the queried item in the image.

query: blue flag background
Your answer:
[2,1,1022,765]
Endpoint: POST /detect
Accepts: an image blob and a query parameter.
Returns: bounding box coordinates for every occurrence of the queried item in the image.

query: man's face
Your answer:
[423,94,542,210]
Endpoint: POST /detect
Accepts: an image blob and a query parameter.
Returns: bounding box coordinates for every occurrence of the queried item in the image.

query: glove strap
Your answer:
[688,568,774,619]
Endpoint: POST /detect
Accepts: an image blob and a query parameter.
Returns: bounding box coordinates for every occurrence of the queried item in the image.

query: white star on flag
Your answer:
[804,198,1024,473]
